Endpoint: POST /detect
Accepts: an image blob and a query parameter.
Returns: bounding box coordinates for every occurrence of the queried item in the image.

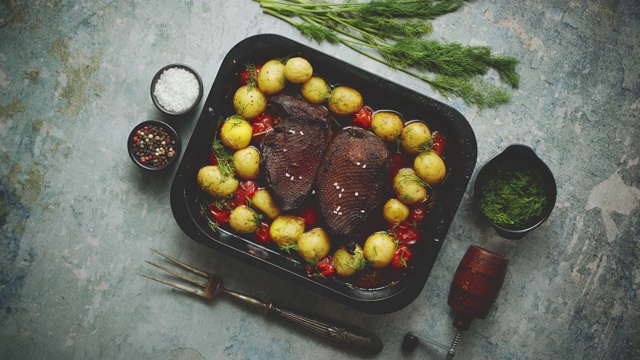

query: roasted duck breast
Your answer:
[316,126,391,252]
[260,93,331,212]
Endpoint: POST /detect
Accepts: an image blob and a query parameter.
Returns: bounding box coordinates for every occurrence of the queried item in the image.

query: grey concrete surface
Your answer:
[1,1,638,359]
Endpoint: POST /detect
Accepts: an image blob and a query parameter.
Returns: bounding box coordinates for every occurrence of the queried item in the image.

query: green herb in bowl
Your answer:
[478,167,548,228]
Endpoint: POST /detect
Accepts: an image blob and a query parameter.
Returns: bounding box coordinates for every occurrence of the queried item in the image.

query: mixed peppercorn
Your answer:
[130,124,177,168]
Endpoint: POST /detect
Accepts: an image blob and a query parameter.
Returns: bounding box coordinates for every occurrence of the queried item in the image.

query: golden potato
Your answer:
[269,215,305,247]
[197,165,239,198]
[371,111,404,142]
[220,116,253,150]
[251,189,281,220]
[297,228,331,263]
[328,86,363,116]
[393,168,428,205]
[363,232,397,268]
[300,76,330,104]
[414,151,447,186]
[401,121,432,154]
[383,198,410,223]
[229,205,260,233]
[233,85,267,120]
[257,59,286,95]
[333,245,365,277]
[284,57,313,84]
[233,147,260,180]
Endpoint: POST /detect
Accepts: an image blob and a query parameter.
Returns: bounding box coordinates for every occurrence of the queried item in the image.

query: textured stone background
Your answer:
[0,1,638,359]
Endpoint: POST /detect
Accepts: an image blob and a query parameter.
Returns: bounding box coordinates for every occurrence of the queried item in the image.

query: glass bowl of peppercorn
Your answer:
[128,120,180,171]
[473,144,557,240]
[151,63,203,115]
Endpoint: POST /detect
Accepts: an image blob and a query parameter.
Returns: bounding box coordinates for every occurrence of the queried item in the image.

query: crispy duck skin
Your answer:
[260,93,331,212]
[316,127,391,252]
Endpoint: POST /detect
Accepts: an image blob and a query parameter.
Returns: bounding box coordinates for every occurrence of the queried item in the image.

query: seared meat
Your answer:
[260,93,331,212]
[316,127,391,252]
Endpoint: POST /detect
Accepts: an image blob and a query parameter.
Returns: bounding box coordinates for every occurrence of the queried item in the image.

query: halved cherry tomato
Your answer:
[235,180,258,207]
[240,64,261,86]
[391,246,412,269]
[207,201,232,224]
[409,204,427,223]
[297,205,318,226]
[390,221,420,245]
[208,152,218,165]
[251,112,274,141]
[431,131,446,155]
[316,257,336,277]
[352,106,373,129]
[254,222,270,243]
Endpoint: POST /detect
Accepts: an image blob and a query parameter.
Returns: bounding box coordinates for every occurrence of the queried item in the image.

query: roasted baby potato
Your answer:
[251,189,281,220]
[333,245,365,277]
[197,165,239,198]
[220,116,253,150]
[233,147,260,180]
[257,59,286,95]
[269,215,305,247]
[328,86,363,116]
[414,151,446,186]
[383,198,410,223]
[297,228,331,263]
[233,85,267,120]
[363,232,397,268]
[301,76,331,104]
[401,121,432,154]
[229,205,260,233]
[371,111,404,142]
[284,57,313,84]
[393,168,428,205]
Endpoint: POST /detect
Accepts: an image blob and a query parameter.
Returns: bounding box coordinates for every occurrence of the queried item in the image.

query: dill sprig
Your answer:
[254,0,520,108]
[211,136,235,177]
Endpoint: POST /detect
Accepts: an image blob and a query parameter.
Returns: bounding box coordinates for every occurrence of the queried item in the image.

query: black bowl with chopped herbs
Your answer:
[128,120,180,171]
[473,144,556,240]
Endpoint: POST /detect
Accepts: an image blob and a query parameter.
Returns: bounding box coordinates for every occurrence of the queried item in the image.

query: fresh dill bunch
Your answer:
[381,39,520,88]
[349,17,433,39]
[295,23,341,43]
[427,75,512,108]
[356,0,466,19]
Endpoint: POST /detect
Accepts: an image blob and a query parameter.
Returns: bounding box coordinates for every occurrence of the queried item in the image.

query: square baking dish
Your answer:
[170,34,477,314]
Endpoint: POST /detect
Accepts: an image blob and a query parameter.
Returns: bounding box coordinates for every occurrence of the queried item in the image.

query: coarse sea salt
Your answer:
[154,67,199,113]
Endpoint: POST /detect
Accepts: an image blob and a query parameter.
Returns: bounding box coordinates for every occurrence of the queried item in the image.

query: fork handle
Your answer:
[266,302,384,355]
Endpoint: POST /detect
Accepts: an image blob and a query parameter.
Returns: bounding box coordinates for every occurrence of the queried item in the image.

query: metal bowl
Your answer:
[151,63,203,115]
[473,144,557,240]
[169,34,477,314]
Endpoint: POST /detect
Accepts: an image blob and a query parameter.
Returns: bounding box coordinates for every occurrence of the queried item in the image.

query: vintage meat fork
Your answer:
[142,249,383,355]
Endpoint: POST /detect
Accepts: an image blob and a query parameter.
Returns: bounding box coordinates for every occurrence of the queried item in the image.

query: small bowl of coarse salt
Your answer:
[151,64,203,116]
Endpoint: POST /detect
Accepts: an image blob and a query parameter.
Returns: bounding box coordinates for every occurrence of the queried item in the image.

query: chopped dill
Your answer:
[479,167,548,228]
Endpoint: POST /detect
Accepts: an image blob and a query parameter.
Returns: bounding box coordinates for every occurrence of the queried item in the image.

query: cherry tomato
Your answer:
[389,153,409,182]
[390,221,420,245]
[316,257,336,277]
[431,131,446,155]
[297,205,318,226]
[251,112,274,141]
[240,64,261,86]
[254,222,270,243]
[235,180,259,207]
[391,246,413,269]
[352,106,373,129]
[409,204,427,223]
[208,152,218,165]
[207,202,232,224]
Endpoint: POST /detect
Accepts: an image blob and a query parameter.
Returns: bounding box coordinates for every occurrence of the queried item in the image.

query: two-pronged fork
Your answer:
[142,249,383,355]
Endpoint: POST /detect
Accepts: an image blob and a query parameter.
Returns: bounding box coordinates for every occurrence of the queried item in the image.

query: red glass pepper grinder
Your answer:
[403,245,508,358]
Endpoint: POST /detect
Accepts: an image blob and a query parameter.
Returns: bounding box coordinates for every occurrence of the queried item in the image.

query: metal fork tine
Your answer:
[140,274,209,299]
[144,260,209,289]
[151,248,210,278]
